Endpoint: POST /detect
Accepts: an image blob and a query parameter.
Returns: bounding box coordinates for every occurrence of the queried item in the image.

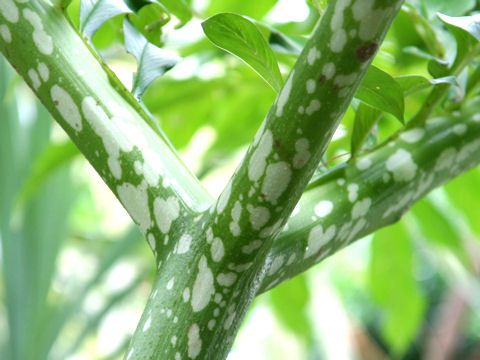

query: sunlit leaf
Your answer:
[202,13,283,92]
[124,19,180,98]
[355,65,405,122]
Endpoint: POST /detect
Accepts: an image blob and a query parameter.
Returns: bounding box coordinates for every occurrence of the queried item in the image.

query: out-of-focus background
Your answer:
[1,0,480,359]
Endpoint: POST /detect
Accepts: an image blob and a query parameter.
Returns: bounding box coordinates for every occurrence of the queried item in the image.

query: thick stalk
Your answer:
[259,103,480,292]
[0,0,214,255]
[127,1,404,359]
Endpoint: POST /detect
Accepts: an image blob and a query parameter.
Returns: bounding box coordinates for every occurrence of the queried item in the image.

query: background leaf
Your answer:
[368,220,426,356]
[207,0,278,19]
[156,0,192,24]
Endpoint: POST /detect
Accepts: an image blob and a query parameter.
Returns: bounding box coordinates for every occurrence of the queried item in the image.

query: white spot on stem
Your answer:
[261,162,292,204]
[191,256,215,312]
[154,196,180,234]
[276,70,295,117]
[51,85,82,131]
[304,225,336,258]
[187,323,202,358]
[386,149,417,182]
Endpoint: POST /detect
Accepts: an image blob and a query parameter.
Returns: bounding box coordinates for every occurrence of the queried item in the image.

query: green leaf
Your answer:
[269,274,312,343]
[123,19,180,99]
[16,140,80,207]
[80,0,133,38]
[202,13,283,92]
[395,75,458,96]
[156,0,192,24]
[254,21,303,56]
[412,199,469,266]
[355,65,405,122]
[350,102,382,157]
[444,168,480,238]
[369,221,426,355]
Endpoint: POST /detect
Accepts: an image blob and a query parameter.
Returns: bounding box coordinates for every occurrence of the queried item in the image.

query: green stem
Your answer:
[126,1,404,359]
[0,1,214,255]
[259,101,480,292]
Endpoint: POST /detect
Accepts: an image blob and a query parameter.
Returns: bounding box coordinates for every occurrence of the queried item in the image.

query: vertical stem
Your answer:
[128,1,404,359]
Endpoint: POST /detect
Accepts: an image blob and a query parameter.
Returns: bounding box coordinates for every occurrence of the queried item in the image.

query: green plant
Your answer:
[1,0,480,359]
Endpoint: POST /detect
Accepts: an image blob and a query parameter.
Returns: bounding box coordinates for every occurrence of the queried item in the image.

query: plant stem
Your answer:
[127,1,404,359]
[258,103,480,292]
[0,0,214,255]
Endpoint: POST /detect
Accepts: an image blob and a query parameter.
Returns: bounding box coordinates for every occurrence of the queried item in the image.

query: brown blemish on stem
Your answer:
[356,43,378,62]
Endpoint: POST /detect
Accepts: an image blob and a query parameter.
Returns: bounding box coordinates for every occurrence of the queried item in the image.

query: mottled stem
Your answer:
[0,0,214,256]
[127,1,404,359]
[259,102,480,292]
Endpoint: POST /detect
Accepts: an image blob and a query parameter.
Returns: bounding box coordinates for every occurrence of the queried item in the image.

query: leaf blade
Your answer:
[355,65,405,122]
[202,13,283,92]
[80,0,133,38]
[123,19,180,98]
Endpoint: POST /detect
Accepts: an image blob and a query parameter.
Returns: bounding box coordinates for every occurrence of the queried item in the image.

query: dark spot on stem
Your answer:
[274,139,281,148]
[356,43,378,62]
[54,100,59,105]
[319,75,326,83]
[332,84,339,90]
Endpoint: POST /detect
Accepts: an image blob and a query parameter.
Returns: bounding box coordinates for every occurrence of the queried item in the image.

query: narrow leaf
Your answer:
[80,0,133,38]
[202,13,283,92]
[403,5,445,58]
[355,65,405,122]
[351,102,382,157]
[124,19,180,98]
[17,140,80,207]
